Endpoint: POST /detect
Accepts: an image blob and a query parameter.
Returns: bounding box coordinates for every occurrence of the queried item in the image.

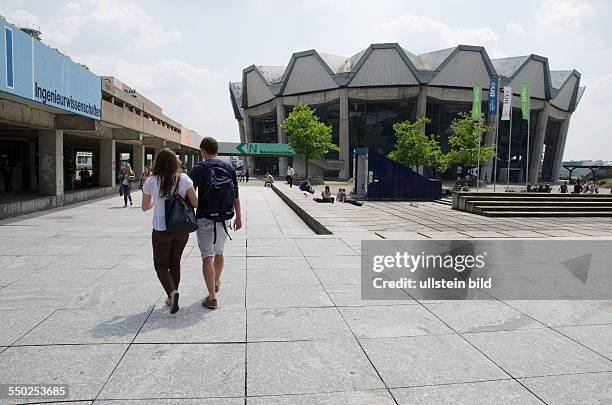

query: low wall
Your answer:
[0,186,118,220]
[271,184,332,235]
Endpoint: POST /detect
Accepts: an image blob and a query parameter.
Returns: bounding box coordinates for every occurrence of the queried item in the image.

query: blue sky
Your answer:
[3,0,611,160]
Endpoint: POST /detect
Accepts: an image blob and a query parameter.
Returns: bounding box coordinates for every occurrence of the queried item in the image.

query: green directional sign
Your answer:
[234,142,295,156]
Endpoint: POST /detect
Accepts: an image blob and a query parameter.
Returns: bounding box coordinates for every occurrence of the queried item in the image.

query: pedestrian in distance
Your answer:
[141,149,198,314]
[1,157,12,194]
[119,163,136,207]
[286,166,295,187]
[190,137,242,309]
[245,168,250,182]
[264,172,274,187]
[139,166,151,190]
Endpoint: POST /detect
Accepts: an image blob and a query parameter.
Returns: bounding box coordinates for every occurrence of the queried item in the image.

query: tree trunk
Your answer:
[305,157,309,178]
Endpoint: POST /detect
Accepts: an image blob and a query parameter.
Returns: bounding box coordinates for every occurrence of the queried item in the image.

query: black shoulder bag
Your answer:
[164,176,199,233]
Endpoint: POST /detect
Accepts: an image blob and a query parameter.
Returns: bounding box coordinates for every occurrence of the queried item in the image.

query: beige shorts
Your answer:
[196,218,229,258]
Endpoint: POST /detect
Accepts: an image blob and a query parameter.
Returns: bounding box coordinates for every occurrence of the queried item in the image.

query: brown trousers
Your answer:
[152,229,189,297]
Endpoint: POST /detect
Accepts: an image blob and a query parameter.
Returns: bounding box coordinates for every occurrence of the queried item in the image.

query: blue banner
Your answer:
[488,77,499,116]
[0,19,101,120]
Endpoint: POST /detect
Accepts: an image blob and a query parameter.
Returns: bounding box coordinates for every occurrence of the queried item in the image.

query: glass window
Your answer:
[251,115,277,143]
[348,100,417,175]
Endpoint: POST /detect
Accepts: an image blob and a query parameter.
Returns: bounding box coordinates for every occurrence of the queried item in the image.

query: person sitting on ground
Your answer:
[263,172,274,187]
[344,190,364,206]
[299,179,315,195]
[461,183,470,192]
[537,183,545,193]
[526,184,533,192]
[558,181,568,194]
[543,182,551,193]
[573,181,582,193]
[313,185,334,203]
[336,188,347,202]
[593,182,600,194]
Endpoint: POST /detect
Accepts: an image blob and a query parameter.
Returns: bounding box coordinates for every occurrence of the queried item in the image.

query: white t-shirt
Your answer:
[287,167,295,176]
[142,173,193,231]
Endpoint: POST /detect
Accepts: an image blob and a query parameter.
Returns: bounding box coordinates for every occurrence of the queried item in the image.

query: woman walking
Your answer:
[141,149,198,314]
[119,163,136,207]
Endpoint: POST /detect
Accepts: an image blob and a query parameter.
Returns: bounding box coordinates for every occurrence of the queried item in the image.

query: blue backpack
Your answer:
[197,161,235,242]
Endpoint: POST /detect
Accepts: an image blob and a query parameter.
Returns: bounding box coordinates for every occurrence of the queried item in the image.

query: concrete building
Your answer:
[0,18,202,219]
[230,43,584,182]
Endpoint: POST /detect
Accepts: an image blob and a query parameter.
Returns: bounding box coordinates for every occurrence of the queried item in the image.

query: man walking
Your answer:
[286,165,295,187]
[190,137,242,309]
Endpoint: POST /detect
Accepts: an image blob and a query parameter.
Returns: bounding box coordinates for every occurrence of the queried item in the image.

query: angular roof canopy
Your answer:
[233,43,583,112]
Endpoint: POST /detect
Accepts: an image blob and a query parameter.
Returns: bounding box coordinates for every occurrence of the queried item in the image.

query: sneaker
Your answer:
[202,296,218,309]
[170,291,180,314]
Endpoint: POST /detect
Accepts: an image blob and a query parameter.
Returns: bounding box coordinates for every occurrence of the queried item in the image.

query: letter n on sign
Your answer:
[249,144,259,154]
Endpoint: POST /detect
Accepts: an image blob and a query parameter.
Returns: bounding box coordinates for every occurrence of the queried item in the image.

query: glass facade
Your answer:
[425,101,478,180]
[251,115,277,144]
[311,103,340,160]
[495,108,538,183]
[348,100,417,175]
[251,115,278,175]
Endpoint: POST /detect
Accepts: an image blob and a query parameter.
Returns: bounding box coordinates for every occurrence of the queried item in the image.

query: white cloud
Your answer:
[505,22,525,35]
[45,0,181,53]
[374,15,500,54]
[536,0,596,30]
[78,55,235,140]
[564,73,612,160]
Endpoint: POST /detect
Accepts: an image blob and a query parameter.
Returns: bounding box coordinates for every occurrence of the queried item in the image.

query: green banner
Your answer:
[521,83,530,120]
[471,85,482,120]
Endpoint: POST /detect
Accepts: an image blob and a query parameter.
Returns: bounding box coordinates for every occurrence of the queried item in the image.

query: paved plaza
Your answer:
[1,185,611,404]
[274,183,612,238]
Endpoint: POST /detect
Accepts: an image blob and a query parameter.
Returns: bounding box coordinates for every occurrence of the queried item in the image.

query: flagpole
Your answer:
[493,114,499,191]
[526,112,530,189]
[492,77,500,192]
[506,106,512,190]
[477,131,481,192]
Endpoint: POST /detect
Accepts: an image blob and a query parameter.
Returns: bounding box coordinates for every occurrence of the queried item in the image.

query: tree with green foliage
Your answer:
[281,103,339,177]
[446,112,496,174]
[388,117,448,174]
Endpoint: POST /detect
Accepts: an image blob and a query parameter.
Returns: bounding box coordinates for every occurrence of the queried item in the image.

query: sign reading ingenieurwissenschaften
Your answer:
[0,19,101,120]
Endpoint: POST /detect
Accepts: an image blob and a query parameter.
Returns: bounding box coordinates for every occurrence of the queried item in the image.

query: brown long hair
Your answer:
[151,148,180,197]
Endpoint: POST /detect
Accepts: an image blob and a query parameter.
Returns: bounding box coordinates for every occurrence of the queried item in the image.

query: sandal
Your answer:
[202,296,218,309]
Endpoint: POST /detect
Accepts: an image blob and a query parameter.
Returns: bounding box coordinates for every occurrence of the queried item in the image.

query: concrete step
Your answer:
[480,210,612,217]
[474,205,612,214]
[467,201,612,210]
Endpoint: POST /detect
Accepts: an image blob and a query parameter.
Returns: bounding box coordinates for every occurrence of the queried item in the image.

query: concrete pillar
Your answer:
[243,113,253,143]
[529,102,550,184]
[276,98,288,177]
[38,130,63,196]
[417,85,427,120]
[339,88,350,179]
[99,139,116,187]
[28,141,37,191]
[551,114,572,183]
[133,143,145,182]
